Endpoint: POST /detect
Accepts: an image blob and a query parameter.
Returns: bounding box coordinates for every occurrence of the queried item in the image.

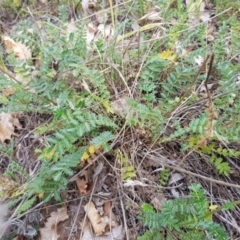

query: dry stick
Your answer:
[148,154,240,190]
[120,197,129,240]
[67,198,83,240]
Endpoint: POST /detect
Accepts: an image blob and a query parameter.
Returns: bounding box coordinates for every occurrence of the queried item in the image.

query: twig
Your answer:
[144,153,240,189]
[120,197,129,240]
[67,198,83,240]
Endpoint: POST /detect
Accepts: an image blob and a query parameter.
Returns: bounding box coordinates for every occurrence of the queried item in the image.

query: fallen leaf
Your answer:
[39,207,68,240]
[84,202,108,236]
[2,35,31,60]
[76,170,93,195]
[82,200,123,239]
[0,173,20,198]
[0,112,22,143]
[82,224,124,240]
[150,193,165,211]
[111,96,129,118]
[103,201,111,217]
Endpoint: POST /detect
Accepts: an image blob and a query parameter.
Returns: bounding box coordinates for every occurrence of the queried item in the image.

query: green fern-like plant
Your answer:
[138,184,229,240]
[16,196,36,216]
[0,6,118,214]
[159,168,170,187]
[188,136,240,176]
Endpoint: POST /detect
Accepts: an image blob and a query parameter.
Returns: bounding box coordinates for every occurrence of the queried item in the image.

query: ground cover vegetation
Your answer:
[0,0,240,239]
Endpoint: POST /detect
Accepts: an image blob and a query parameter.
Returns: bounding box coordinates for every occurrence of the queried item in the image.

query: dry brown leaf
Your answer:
[39,207,68,240]
[82,224,124,240]
[0,173,19,198]
[84,202,108,236]
[83,201,122,239]
[0,112,22,143]
[2,36,31,60]
[76,170,93,195]
[111,96,129,118]
[103,201,111,217]
[150,193,165,211]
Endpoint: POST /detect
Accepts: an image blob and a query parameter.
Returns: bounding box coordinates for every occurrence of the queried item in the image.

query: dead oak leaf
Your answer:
[0,112,22,143]
[2,35,31,60]
[84,202,108,236]
[39,207,68,240]
[76,178,90,195]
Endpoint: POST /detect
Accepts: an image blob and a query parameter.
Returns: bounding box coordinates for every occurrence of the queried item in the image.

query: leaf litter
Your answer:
[39,207,69,240]
[0,112,22,143]
[0,0,240,239]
